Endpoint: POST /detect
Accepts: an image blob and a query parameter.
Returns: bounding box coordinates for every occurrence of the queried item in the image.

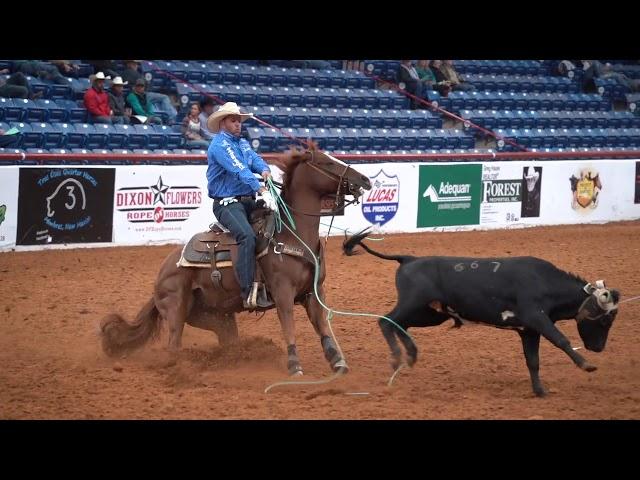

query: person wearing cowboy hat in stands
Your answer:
[83,72,114,124]
[121,60,178,123]
[207,102,278,310]
[107,76,130,124]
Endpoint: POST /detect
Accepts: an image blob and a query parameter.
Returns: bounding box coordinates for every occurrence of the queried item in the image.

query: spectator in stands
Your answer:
[282,60,332,69]
[50,60,80,76]
[199,96,217,140]
[86,60,119,79]
[582,60,640,93]
[0,71,42,99]
[440,60,476,91]
[84,72,114,124]
[126,78,162,125]
[107,76,130,125]
[343,60,364,72]
[120,60,177,123]
[13,60,69,85]
[0,128,19,148]
[430,60,453,96]
[181,102,210,149]
[397,60,424,109]
[415,60,450,97]
[206,101,275,310]
[556,60,582,77]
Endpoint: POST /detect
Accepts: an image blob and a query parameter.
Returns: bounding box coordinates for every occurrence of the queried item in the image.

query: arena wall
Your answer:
[2,159,639,251]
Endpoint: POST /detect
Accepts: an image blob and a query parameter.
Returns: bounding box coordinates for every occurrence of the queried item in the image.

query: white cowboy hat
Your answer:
[207,102,254,133]
[93,72,111,81]
[111,76,127,86]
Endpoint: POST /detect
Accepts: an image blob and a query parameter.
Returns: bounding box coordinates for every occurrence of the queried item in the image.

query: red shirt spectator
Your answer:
[83,72,112,120]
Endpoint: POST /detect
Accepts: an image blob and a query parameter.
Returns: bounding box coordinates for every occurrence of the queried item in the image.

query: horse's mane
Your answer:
[269,139,319,194]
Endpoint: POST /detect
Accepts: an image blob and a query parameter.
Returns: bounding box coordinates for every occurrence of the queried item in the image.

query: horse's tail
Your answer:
[343,228,414,264]
[100,298,161,357]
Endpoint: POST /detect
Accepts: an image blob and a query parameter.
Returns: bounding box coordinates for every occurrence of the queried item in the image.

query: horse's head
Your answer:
[274,141,372,201]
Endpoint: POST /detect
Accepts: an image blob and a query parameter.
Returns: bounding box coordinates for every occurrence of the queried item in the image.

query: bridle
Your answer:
[275,149,364,218]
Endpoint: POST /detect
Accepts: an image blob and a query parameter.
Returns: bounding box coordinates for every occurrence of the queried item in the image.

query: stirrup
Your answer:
[243,282,273,310]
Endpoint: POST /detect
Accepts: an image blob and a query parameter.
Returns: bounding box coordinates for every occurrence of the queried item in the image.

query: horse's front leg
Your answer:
[272,282,303,376]
[303,284,349,374]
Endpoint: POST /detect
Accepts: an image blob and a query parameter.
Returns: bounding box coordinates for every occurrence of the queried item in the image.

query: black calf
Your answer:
[343,229,620,397]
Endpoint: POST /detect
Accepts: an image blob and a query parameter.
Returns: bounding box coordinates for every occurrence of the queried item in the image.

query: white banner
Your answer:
[0,167,18,249]
[113,166,213,244]
[536,160,640,225]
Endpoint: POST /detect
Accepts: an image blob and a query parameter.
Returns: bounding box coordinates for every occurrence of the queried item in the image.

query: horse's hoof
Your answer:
[582,363,597,373]
[290,369,304,377]
[332,359,350,374]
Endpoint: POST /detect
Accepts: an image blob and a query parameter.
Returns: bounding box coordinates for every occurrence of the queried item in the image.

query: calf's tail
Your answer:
[342,228,414,264]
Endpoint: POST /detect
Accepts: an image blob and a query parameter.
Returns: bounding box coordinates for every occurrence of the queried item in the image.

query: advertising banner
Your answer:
[417,164,482,227]
[0,167,18,249]
[16,167,115,245]
[113,166,213,244]
[480,163,544,226]
[537,160,637,224]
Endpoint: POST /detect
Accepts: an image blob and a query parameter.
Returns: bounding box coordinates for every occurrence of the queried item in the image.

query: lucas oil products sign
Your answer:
[16,168,115,245]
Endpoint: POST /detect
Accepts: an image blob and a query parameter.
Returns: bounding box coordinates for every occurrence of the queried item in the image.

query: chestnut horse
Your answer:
[100,145,372,375]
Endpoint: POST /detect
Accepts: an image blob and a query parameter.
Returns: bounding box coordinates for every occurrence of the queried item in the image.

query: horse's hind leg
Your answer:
[303,285,348,373]
[155,284,190,352]
[213,313,238,346]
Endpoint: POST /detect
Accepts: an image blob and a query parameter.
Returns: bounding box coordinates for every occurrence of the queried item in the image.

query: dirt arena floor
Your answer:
[1,221,639,419]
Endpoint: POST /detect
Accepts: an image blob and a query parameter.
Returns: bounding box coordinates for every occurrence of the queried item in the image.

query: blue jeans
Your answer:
[212,199,257,298]
[147,92,177,122]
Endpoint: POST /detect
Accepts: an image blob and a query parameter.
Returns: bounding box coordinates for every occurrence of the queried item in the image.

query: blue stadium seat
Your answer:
[32,122,64,149]
[155,125,183,149]
[305,108,324,129]
[272,107,293,127]
[318,89,337,109]
[85,123,110,149]
[348,109,367,129]
[255,86,274,107]
[319,108,338,128]
[300,88,319,108]
[3,98,30,122]
[143,125,167,150]
[333,108,352,128]
[127,124,154,149]
[22,99,49,122]
[289,107,308,129]
[0,97,13,121]
[9,122,32,148]
[38,99,66,123]
[21,122,47,149]
[66,123,91,149]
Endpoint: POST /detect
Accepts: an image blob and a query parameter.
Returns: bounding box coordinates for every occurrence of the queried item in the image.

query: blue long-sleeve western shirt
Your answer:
[206,131,270,198]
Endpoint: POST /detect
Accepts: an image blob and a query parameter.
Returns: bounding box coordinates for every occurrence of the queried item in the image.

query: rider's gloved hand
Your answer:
[259,190,278,212]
